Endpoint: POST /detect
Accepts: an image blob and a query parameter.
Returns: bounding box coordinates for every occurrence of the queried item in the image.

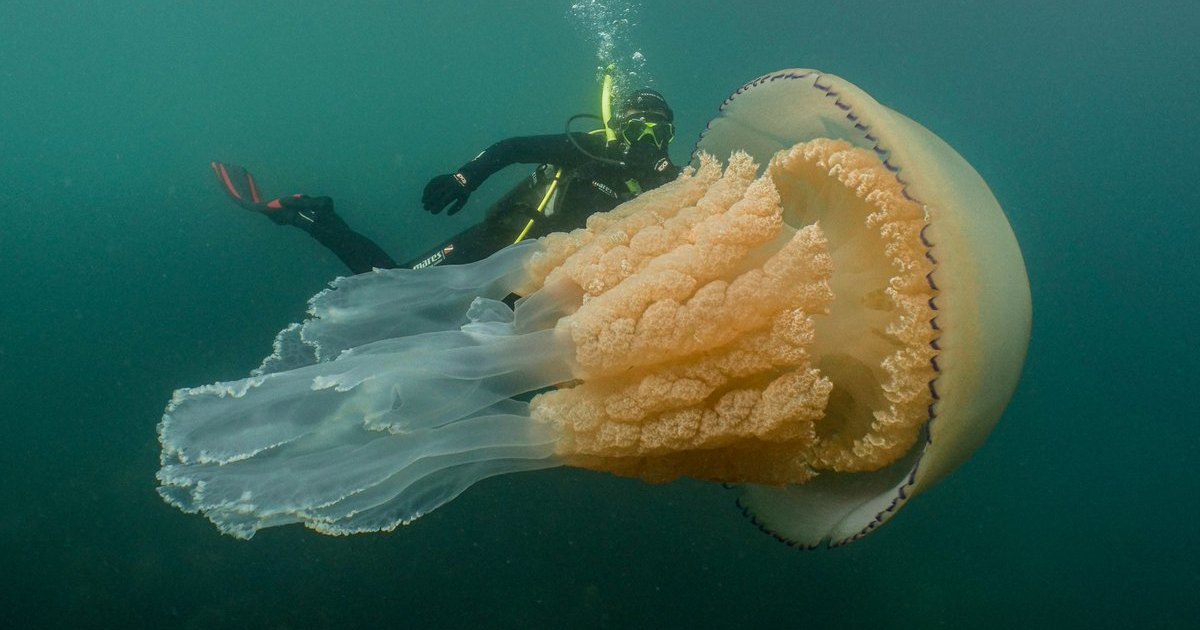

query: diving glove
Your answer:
[422,172,472,216]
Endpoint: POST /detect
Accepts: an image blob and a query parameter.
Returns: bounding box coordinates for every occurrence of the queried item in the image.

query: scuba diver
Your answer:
[213,83,680,275]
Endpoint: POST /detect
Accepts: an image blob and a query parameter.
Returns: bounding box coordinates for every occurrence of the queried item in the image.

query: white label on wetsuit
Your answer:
[411,244,455,270]
[412,251,443,269]
[592,181,617,199]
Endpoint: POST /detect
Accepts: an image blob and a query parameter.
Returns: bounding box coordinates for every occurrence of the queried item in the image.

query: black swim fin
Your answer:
[211,161,264,211]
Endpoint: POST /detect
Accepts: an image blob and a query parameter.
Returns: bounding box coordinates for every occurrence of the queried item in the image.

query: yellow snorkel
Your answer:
[601,63,617,144]
[516,67,621,244]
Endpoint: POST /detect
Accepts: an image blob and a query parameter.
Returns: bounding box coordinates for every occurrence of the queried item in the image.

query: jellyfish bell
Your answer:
[694,70,1031,545]
[157,69,1030,547]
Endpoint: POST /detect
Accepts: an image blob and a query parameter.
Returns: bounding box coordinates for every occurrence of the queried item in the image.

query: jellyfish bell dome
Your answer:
[695,70,1031,545]
[156,69,1030,548]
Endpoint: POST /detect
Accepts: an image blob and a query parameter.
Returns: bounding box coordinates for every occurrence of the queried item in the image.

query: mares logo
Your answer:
[591,181,617,199]
[412,244,456,270]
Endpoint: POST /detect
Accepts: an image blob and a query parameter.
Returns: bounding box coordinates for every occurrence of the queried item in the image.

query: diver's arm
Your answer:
[455,133,601,188]
[424,133,604,215]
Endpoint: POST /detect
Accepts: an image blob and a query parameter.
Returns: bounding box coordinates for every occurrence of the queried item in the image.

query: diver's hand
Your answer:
[422,173,472,216]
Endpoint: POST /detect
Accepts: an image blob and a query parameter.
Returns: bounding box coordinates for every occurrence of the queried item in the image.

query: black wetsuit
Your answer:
[280,132,678,274]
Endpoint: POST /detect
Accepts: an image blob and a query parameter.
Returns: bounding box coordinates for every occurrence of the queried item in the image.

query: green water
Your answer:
[1,1,1196,627]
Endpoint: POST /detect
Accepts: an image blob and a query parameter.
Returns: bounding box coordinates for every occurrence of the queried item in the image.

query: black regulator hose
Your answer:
[564,113,626,167]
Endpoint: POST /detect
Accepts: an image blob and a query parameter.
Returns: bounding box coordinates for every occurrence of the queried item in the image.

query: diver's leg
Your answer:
[277,196,398,274]
[402,220,521,269]
[211,162,396,274]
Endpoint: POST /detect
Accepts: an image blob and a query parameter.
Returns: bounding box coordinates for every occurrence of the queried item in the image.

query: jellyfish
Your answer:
[158,69,1031,547]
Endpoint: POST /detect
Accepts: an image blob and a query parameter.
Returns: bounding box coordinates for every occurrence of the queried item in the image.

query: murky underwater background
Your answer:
[0,1,1197,627]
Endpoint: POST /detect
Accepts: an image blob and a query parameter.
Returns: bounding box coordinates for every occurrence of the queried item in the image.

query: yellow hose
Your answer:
[513,168,563,243]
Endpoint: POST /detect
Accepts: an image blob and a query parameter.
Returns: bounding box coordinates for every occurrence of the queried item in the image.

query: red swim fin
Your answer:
[211,161,263,208]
